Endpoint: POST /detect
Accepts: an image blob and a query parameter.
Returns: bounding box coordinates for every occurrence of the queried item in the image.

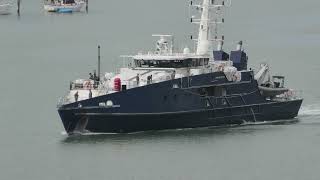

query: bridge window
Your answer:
[134,58,209,68]
[192,58,209,67]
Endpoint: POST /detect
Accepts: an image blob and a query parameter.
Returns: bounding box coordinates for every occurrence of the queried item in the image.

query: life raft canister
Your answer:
[114,78,121,92]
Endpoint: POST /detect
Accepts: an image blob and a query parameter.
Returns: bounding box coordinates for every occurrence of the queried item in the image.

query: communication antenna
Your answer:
[152,34,174,54]
[189,0,227,55]
[97,45,101,81]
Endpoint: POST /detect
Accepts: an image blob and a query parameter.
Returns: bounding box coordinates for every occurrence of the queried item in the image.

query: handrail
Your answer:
[70,81,100,90]
[182,80,252,90]
[126,70,152,81]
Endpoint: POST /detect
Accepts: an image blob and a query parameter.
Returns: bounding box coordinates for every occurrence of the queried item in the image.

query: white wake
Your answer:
[299,104,320,116]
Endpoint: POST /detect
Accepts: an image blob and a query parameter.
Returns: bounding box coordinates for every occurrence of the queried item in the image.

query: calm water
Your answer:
[1,0,320,179]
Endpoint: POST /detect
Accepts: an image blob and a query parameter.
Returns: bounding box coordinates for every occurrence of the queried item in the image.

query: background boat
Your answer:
[0,1,12,15]
[44,0,85,13]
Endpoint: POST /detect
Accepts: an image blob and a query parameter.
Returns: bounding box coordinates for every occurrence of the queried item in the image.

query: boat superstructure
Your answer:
[44,0,85,13]
[57,0,303,134]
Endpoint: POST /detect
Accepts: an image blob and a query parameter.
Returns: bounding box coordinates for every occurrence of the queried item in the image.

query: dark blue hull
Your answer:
[58,99,302,134]
[58,72,303,134]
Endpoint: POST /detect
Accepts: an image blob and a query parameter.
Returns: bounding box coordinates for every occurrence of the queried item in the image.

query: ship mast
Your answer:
[191,0,226,55]
[196,0,210,55]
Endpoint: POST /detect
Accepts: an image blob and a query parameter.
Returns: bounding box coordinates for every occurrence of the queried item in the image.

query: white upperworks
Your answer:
[196,0,211,55]
[59,0,243,105]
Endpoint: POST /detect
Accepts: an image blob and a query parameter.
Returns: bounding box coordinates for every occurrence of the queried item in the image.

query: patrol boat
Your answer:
[57,0,303,134]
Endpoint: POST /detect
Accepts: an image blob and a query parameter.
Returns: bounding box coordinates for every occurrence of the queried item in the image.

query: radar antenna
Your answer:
[152,34,174,54]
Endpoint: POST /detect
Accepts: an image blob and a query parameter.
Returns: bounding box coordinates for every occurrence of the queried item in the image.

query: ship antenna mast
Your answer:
[190,0,226,55]
[152,34,174,54]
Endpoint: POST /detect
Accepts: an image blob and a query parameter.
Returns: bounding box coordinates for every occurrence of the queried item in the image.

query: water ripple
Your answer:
[299,103,320,116]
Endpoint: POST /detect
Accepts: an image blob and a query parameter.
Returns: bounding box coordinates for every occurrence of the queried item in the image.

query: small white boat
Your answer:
[0,2,12,15]
[44,0,85,13]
